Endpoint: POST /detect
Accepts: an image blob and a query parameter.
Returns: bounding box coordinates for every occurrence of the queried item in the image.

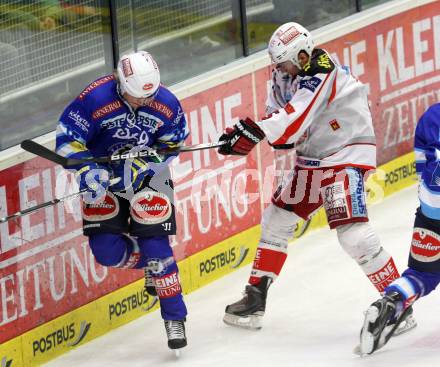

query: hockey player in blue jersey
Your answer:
[56,51,189,351]
[359,103,440,355]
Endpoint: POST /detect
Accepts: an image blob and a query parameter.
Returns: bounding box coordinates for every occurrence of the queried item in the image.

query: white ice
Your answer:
[46,185,440,367]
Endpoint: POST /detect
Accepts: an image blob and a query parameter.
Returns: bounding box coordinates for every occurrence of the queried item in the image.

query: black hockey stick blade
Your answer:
[21,139,69,166]
[21,139,106,167]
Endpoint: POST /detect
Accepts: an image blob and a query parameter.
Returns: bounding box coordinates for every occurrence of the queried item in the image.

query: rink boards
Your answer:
[1,0,439,365]
[0,150,417,366]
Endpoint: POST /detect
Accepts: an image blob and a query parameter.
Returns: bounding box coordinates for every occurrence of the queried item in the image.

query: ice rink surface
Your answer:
[46,185,440,367]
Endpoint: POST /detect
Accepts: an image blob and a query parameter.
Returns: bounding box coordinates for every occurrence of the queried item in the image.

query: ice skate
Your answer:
[223,276,271,330]
[164,319,187,352]
[144,268,157,296]
[359,292,414,355]
[353,303,416,355]
[141,268,159,312]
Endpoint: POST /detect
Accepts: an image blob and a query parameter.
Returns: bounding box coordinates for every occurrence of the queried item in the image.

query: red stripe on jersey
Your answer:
[327,73,337,106]
[273,72,333,145]
[330,163,376,171]
[296,163,376,171]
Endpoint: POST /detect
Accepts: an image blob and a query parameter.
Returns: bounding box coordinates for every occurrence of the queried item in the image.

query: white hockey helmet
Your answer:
[268,22,315,68]
[117,51,160,98]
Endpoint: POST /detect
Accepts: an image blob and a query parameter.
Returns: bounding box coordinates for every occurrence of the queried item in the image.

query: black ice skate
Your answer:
[144,268,157,296]
[141,268,159,312]
[360,292,415,355]
[223,276,271,330]
[164,319,187,351]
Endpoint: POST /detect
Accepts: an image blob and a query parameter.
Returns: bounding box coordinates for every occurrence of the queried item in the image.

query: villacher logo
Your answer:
[83,192,119,221]
[130,191,172,225]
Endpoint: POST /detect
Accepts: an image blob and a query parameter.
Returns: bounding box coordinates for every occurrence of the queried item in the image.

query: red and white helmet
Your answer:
[268,22,314,68]
[117,51,160,98]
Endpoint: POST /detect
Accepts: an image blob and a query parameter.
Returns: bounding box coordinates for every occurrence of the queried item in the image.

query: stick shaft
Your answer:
[20,140,226,167]
[0,178,120,223]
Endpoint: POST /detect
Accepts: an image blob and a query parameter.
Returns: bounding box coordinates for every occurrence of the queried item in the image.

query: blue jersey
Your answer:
[55,75,188,168]
[415,103,440,219]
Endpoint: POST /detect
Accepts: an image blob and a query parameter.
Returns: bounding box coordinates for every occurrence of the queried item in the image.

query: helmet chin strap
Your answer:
[118,81,127,96]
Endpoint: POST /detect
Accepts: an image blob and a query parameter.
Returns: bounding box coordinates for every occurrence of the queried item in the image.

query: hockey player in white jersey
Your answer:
[359,103,440,355]
[218,22,416,333]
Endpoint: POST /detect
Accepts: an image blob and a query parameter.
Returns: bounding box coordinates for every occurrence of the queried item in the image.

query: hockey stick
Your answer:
[0,178,120,223]
[20,140,226,168]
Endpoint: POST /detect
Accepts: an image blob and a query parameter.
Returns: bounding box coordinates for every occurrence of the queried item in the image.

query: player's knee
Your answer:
[138,236,173,258]
[336,222,380,262]
[261,204,299,244]
[89,233,134,267]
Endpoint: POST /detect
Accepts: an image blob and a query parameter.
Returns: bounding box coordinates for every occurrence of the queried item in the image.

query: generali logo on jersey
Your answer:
[130,191,172,224]
[278,26,300,45]
[144,99,173,119]
[78,75,114,100]
[92,100,123,120]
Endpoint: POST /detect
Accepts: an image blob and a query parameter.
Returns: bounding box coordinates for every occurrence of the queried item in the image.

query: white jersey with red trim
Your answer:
[259,49,376,170]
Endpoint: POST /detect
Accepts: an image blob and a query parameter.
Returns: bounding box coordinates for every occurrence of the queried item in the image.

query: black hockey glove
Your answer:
[218,117,265,156]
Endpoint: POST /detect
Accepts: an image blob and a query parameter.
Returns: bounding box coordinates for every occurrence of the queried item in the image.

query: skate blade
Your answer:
[353,345,362,356]
[174,349,181,358]
[359,306,379,355]
[393,314,417,336]
[223,312,263,330]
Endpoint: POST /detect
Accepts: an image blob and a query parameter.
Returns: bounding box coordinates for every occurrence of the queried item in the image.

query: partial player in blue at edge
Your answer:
[360,103,440,355]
